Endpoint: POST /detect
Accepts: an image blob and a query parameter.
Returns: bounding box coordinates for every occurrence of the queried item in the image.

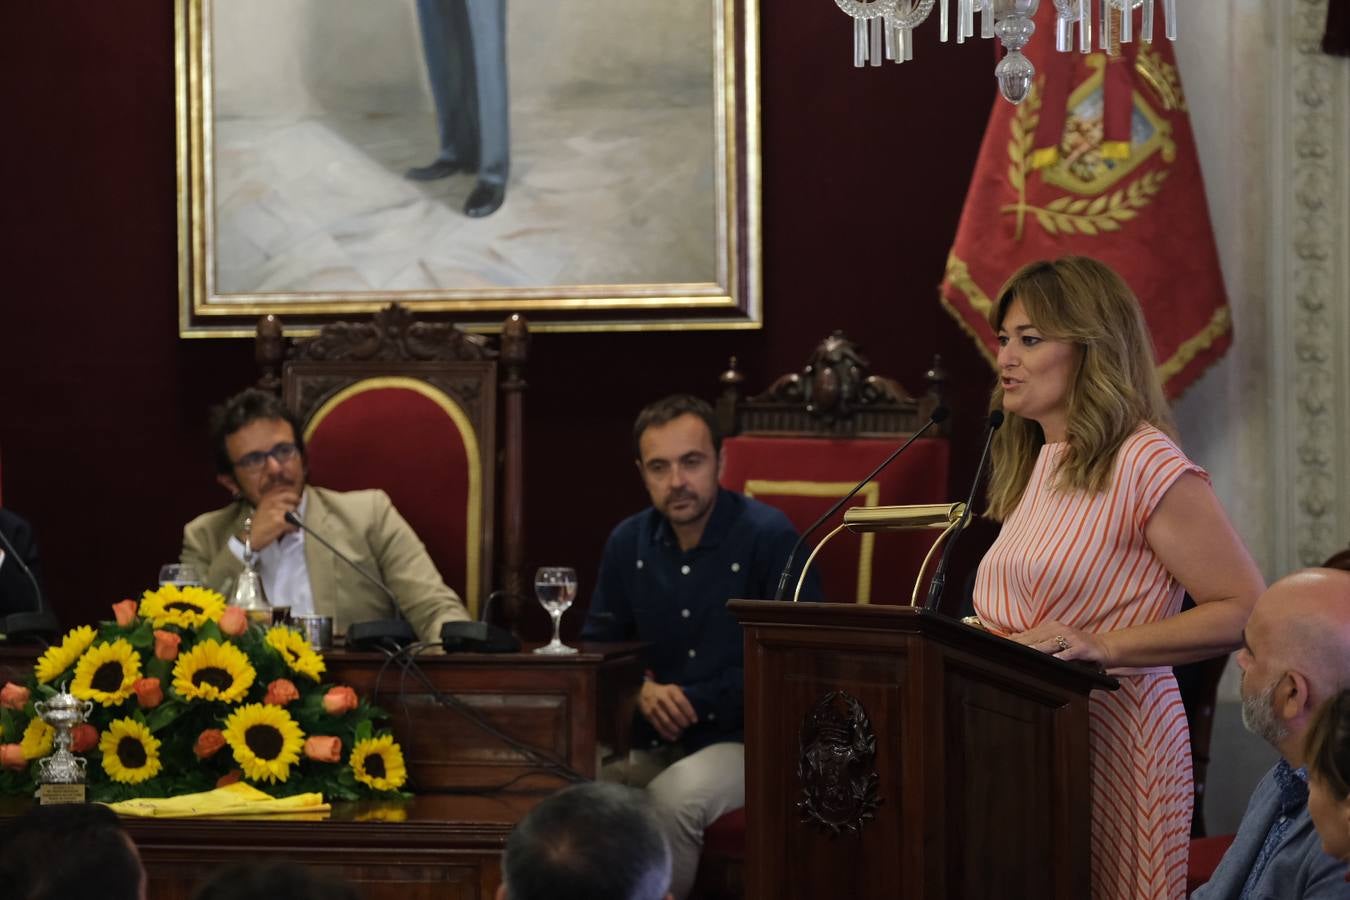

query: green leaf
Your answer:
[145,701,186,733]
[355,719,373,743]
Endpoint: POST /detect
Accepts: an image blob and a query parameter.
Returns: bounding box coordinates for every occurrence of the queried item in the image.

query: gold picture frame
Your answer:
[175,0,761,337]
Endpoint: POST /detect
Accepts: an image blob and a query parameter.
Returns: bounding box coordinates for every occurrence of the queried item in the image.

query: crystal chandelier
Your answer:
[836,0,1177,104]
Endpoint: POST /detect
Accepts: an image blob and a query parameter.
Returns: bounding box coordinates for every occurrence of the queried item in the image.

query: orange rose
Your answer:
[218,606,248,637]
[264,678,300,707]
[303,735,342,763]
[0,682,30,711]
[111,599,139,627]
[0,744,25,770]
[70,723,99,754]
[134,677,163,709]
[322,686,359,716]
[194,728,226,759]
[216,770,242,787]
[153,630,181,661]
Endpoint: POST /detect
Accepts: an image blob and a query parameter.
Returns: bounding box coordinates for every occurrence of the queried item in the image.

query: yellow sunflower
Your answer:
[172,639,256,703]
[34,625,96,684]
[98,718,162,783]
[20,718,54,760]
[350,735,407,792]
[265,627,326,682]
[70,639,142,706]
[222,703,305,783]
[139,584,226,629]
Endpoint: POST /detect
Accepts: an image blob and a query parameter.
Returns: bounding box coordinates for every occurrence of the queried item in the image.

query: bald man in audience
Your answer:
[1192,567,1350,898]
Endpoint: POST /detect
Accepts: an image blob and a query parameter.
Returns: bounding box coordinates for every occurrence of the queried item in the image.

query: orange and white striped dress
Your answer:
[973,424,1199,900]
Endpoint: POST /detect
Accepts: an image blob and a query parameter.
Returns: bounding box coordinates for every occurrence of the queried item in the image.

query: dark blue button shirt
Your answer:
[581,489,822,752]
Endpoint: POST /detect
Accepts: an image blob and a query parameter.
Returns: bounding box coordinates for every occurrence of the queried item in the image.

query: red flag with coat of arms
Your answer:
[939,5,1230,399]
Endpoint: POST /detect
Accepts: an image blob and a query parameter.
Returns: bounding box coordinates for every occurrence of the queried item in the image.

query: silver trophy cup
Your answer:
[33,686,93,803]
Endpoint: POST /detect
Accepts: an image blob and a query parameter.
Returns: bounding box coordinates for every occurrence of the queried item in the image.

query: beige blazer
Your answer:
[181,486,468,644]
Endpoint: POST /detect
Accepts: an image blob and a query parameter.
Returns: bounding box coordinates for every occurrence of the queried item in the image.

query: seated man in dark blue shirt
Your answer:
[581,394,820,900]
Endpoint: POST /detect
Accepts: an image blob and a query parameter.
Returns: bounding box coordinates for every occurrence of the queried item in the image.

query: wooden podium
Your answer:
[729,601,1116,900]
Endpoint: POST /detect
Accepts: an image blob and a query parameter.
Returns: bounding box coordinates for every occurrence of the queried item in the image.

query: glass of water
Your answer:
[533,566,578,655]
[158,563,202,587]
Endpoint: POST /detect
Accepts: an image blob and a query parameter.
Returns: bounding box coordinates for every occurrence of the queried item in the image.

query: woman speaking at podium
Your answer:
[971,257,1263,900]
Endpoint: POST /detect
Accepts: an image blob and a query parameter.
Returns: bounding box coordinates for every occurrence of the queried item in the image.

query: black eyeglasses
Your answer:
[232,442,299,473]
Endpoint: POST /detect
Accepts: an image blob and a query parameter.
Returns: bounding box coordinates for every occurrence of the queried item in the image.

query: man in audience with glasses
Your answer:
[180,388,468,643]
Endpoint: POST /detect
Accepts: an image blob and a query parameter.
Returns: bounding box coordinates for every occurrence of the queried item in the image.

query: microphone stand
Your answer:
[773,407,949,601]
[923,410,1003,612]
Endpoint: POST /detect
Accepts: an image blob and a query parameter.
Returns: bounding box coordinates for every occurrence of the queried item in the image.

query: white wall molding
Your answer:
[1272,0,1350,572]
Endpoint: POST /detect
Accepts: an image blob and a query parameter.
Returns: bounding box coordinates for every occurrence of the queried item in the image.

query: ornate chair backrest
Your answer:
[716,334,950,604]
[256,305,528,624]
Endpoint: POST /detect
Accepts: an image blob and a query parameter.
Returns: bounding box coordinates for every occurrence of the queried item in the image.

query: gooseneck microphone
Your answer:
[0,523,59,642]
[0,526,45,615]
[284,510,400,607]
[773,406,950,601]
[923,410,1004,612]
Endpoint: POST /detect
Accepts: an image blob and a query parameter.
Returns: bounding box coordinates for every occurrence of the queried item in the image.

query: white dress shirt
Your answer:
[227,491,315,617]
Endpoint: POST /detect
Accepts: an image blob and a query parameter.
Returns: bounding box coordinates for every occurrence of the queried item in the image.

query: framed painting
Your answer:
[175,0,761,336]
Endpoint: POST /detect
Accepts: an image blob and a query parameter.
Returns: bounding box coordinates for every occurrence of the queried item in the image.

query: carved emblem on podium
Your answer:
[797,690,882,835]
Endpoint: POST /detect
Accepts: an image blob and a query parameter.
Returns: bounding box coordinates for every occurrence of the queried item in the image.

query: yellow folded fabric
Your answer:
[107,782,331,819]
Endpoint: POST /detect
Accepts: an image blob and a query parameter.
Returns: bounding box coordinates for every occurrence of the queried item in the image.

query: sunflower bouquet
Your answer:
[0,585,408,802]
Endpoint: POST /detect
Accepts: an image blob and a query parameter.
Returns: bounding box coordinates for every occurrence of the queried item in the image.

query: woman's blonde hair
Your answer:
[985,256,1174,521]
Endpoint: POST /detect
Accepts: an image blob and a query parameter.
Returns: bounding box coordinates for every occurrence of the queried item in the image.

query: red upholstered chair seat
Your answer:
[304,380,482,613]
[693,808,747,900]
[720,436,951,603]
[1187,833,1235,896]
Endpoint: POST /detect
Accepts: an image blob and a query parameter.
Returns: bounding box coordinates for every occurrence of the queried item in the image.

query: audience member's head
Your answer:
[208,388,308,505]
[631,395,723,536]
[193,860,362,900]
[499,782,673,900]
[1237,568,1350,762]
[1305,689,1350,864]
[0,803,146,900]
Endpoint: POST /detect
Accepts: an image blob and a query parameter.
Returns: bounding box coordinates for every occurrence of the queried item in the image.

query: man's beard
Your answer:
[1240,674,1291,746]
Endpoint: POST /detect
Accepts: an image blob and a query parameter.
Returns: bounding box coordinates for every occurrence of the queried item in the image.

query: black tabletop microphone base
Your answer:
[346,619,417,651]
[0,611,61,643]
[440,620,520,654]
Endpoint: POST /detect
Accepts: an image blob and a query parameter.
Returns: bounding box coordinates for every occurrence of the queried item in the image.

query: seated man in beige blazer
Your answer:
[181,389,469,644]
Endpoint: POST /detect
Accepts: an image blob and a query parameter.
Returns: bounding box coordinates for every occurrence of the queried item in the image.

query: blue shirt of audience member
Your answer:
[582,487,821,752]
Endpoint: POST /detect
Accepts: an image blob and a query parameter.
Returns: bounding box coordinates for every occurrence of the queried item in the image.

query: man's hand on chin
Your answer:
[247,488,301,550]
[639,681,698,743]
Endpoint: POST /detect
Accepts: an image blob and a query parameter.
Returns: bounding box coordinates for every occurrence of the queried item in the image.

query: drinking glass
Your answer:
[533,566,578,655]
[158,563,202,587]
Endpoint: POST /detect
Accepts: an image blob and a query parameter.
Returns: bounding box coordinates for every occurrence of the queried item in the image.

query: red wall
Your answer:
[0,5,998,637]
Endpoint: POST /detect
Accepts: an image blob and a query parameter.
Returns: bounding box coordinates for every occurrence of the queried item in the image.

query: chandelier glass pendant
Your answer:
[835,0,1177,104]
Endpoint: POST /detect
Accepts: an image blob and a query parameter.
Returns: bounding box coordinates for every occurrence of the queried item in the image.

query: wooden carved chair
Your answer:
[692,334,949,900]
[715,332,951,605]
[255,304,528,627]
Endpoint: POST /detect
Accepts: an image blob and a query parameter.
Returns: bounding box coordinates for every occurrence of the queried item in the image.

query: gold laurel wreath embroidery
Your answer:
[1005,77,1043,241]
[1002,80,1170,240]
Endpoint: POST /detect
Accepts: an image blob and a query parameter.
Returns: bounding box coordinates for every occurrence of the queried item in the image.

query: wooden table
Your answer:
[0,792,535,900]
[0,642,645,899]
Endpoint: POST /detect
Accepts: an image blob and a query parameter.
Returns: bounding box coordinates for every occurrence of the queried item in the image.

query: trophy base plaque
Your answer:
[39,782,87,805]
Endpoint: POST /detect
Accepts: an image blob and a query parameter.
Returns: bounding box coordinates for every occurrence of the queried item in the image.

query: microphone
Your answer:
[0,525,45,615]
[773,406,950,601]
[284,510,398,607]
[0,523,59,642]
[283,510,415,648]
[923,410,1004,612]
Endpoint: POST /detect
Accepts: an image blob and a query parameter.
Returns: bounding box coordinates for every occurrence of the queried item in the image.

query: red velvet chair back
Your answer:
[261,305,530,623]
[303,378,485,614]
[720,436,950,603]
